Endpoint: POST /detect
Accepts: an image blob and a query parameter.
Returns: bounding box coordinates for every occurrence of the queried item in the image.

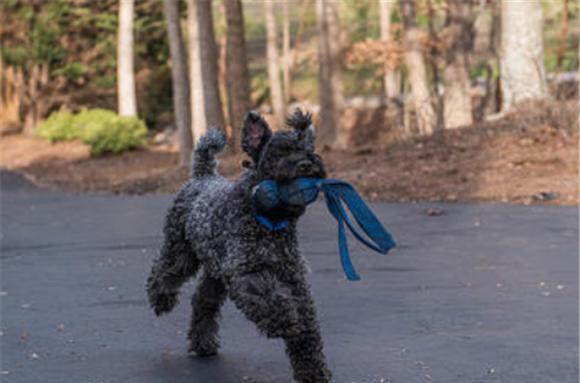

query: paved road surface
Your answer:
[1,170,578,383]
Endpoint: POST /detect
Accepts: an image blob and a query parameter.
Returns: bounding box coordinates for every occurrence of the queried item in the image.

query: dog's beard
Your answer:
[256,203,306,222]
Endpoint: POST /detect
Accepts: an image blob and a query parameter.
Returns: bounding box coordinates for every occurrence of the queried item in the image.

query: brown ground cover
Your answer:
[1,103,577,205]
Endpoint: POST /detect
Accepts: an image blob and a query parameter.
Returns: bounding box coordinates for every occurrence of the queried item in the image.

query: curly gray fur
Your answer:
[146,110,331,383]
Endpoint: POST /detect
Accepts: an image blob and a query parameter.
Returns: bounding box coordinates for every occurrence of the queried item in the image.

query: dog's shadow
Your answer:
[145,352,291,383]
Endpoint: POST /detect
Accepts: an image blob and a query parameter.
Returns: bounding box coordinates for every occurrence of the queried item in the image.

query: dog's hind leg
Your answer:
[188,275,227,356]
[147,204,200,316]
[147,241,199,316]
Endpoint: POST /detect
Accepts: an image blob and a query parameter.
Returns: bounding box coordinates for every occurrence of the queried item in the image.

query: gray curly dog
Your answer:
[146,109,332,382]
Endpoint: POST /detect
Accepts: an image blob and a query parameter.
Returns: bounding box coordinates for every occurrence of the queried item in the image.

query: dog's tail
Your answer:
[192,129,226,178]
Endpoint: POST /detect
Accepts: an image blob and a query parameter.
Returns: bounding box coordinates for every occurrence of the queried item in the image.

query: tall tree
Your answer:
[442,0,474,129]
[164,0,192,167]
[187,0,225,143]
[425,0,444,131]
[316,0,346,148]
[224,0,252,150]
[117,0,137,117]
[187,0,205,142]
[197,0,225,130]
[473,0,501,118]
[500,0,548,112]
[0,58,22,134]
[283,1,291,103]
[265,1,286,127]
[217,1,228,123]
[556,0,569,74]
[286,0,311,93]
[379,0,400,100]
[400,0,435,135]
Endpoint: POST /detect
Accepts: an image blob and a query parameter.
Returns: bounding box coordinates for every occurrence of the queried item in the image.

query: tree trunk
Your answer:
[164,0,192,167]
[224,0,252,151]
[0,59,24,134]
[117,0,137,117]
[473,0,501,119]
[500,0,548,111]
[197,0,225,129]
[188,0,205,142]
[187,0,225,143]
[218,1,228,127]
[426,0,444,132]
[265,1,286,127]
[283,1,291,103]
[400,0,435,135]
[379,0,401,100]
[556,0,569,74]
[288,0,310,83]
[316,0,346,149]
[443,0,474,129]
[23,64,41,134]
[443,63,472,129]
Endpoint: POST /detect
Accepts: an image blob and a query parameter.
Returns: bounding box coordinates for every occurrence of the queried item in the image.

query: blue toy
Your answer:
[253,177,396,280]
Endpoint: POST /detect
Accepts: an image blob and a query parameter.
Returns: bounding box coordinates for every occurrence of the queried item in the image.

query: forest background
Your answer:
[0,0,577,205]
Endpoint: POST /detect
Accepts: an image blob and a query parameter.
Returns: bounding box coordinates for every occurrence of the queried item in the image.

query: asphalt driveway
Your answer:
[1,170,577,383]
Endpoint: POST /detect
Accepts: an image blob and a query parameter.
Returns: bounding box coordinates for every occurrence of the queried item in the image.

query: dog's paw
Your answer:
[146,275,179,316]
[155,294,178,316]
[188,335,219,357]
[292,358,332,383]
[188,346,218,357]
[148,289,178,316]
[317,367,333,383]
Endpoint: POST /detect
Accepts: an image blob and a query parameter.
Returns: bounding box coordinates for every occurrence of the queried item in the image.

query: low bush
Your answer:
[79,110,147,155]
[36,111,78,142]
[36,109,147,155]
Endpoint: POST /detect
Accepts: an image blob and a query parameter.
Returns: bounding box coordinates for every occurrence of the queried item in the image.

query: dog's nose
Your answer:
[297,160,313,174]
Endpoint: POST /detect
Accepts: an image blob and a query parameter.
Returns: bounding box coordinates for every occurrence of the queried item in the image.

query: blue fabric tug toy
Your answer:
[253,177,396,281]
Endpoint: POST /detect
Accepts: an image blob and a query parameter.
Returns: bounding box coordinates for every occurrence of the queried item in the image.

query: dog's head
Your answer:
[242,109,327,183]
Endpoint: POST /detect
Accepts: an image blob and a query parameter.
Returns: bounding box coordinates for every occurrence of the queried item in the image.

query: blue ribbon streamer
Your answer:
[320,179,396,280]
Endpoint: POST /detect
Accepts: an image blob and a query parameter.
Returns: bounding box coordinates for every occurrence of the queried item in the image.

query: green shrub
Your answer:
[37,108,147,155]
[78,110,147,155]
[36,111,78,142]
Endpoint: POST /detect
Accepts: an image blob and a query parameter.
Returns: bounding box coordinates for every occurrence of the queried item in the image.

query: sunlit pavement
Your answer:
[1,170,577,383]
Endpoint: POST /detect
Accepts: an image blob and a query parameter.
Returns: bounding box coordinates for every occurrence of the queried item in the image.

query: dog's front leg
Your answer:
[228,270,301,339]
[283,282,332,383]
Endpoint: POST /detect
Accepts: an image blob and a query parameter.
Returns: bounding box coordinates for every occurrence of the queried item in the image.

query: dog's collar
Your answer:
[253,180,289,231]
[255,214,289,232]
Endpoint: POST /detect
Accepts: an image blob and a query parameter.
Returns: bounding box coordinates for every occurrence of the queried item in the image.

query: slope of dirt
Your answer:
[1,106,577,205]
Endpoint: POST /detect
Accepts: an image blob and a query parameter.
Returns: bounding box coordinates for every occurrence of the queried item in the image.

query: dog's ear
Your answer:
[287,109,315,151]
[241,111,272,162]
